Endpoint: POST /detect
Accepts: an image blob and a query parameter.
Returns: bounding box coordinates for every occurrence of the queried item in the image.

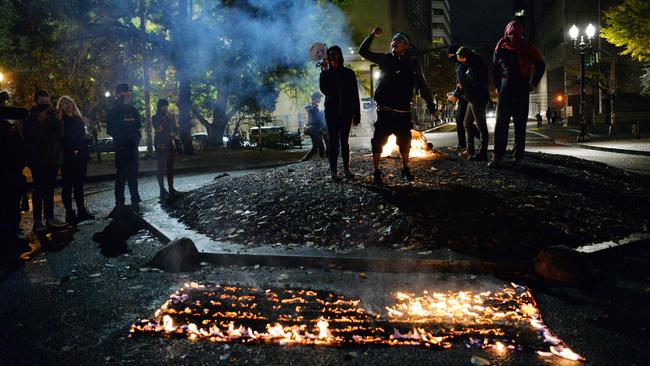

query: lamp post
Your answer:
[569,23,596,142]
[0,71,4,90]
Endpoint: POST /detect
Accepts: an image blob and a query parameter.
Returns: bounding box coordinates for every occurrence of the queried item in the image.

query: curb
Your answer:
[136,200,526,275]
[555,141,650,157]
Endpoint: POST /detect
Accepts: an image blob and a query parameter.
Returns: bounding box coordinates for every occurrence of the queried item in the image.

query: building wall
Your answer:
[431,0,451,46]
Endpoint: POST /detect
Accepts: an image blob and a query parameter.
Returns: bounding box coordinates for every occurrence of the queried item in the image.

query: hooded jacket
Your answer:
[22,106,64,168]
[319,46,361,125]
[458,51,489,103]
[493,21,545,99]
[359,35,434,111]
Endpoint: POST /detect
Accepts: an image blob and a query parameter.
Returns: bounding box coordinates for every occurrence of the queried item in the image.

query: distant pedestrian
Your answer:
[359,27,435,185]
[300,92,328,162]
[22,90,67,231]
[320,45,361,181]
[535,112,543,128]
[107,83,142,211]
[456,46,490,162]
[545,107,551,126]
[57,96,94,224]
[152,98,178,199]
[549,109,557,127]
[490,20,546,169]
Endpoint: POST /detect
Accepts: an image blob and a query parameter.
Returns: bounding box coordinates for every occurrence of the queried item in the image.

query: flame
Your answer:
[380,130,431,158]
[130,283,585,362]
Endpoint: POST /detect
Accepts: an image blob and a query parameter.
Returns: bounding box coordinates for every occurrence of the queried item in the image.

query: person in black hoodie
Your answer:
[152,98,178,199]
[359,28,435,185]
[456,47,490,161]
[0,110,27,251]
[107,83,142,211]
[319,45,360,181]
[22,90,67,231]
[57,96,94,224]
[490,20,545,169]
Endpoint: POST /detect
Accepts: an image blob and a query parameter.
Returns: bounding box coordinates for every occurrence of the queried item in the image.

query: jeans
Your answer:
[31,165,59,221]
[326,119,352,173]
[302,130,326,161]
[494,96,529,160]
[114,146,141,205]
[463,99,489,156]
[62,157,88,213]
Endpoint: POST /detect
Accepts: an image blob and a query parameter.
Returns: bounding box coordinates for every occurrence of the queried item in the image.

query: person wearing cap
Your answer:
[456,46,490,161]
[107,83,142,211]
[490,20,545,169]
[300,92,328,162]
[359,27,435,185]
[447,45,480,153]
[319,45,360,181]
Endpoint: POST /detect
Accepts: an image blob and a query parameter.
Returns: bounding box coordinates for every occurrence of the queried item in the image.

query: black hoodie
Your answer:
[319,46,361,125]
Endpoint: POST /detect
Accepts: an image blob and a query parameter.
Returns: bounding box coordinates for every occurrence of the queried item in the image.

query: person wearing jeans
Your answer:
[490,20,545,169]
[107,84,142,211]
[22,90,67,231]
[456,47,490,161]
[152,98,178,199]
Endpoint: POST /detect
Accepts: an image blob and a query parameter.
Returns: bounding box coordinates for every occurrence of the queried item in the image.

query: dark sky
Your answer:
[450,0,514,53]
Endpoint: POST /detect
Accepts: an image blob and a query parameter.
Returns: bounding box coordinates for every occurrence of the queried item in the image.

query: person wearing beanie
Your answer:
[359,27,436,185]
[447,45,480,153]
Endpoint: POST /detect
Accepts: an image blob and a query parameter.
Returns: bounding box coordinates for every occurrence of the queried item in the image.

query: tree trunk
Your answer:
[140,0,153,157]
[177,0,194,154]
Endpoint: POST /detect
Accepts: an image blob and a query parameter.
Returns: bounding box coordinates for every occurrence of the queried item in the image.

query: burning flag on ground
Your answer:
[130,282,583,362]
[380,130,435,158]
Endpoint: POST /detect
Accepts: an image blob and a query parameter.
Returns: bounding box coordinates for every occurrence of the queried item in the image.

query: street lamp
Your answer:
[0,71,4,90]
[569,23,596,142]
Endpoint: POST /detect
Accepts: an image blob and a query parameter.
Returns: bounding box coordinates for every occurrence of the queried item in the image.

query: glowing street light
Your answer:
[373,70,381,80]
[569,23,597,142]
[104,91,111,98]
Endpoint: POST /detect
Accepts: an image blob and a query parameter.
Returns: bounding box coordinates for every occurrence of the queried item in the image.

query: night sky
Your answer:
[450,0,515,54]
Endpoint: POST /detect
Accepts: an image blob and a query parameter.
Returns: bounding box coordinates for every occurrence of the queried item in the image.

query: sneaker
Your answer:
[65,210,77,225]
[33,221,46,233]
[448,145,466,152]
[77,209,95,222]
[46,218,67,229]
[343,169,355,180]
[169,188,179,196]
[160,188,169,200]
[401,167,414,181]
[469,153,488,162]
[487,159,502,169]
[131,202,140,213]
[372,170,383,186]
[331,172,342,182]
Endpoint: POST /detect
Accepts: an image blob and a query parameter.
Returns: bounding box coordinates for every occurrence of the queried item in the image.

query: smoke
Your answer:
[176,0,352,112]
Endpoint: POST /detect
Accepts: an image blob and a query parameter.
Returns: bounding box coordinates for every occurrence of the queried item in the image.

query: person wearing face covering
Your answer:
[319,45,361,182]
[447,45,480,153]
[490,20,545,169]
[360,28,436,185]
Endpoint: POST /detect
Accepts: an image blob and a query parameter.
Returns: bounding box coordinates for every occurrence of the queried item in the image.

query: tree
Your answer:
[601,0,650,63]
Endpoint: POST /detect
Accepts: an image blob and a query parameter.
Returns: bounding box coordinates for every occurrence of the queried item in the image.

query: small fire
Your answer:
[131,283,584,362]
[381,130,431,158]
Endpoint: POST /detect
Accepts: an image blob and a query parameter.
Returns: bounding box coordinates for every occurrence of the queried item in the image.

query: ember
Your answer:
[130,283,583,362]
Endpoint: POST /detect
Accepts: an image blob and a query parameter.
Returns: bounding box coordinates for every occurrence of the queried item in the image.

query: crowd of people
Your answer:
[0,83,182,263]
[304,20,545,182]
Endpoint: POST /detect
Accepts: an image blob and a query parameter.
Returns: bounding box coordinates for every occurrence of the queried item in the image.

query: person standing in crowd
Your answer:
[319,45,360,181]
[359,27,435,185]
[107,84,142,211]
[545,107,552,126]
[456,46,490,161]
[490,20,546,169]
[152,98,178,199]
[22,90,67,231]
[447,45,479,153]
[549,109,557,127]
[0,102,27,253]
[535,112,543,128]
[300,92,328,162]
[57,96,94,224]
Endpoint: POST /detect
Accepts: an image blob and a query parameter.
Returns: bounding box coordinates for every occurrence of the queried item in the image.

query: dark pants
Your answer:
[455,98,480,148]
[494,96,529,161]
[31,165,59,221]
[302,130,326,161]
[463,99,489,156]
[62,158,88,213]
[0,182,22,237]
[114,146,141,206]
[371,110,412,155]
[156,148,175,191]
[326,119,352,173]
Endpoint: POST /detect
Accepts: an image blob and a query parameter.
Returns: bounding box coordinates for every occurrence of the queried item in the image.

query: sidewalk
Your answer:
[23,148,305,183]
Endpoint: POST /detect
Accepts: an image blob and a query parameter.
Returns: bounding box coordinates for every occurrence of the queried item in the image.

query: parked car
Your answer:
[92,137,115,153]
[192,133,209,151]
[249,126,301,149]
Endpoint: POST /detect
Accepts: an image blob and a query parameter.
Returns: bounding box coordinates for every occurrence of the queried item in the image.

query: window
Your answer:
[432,37,445,45]
[433,8,444,16]
[432,22,445,29]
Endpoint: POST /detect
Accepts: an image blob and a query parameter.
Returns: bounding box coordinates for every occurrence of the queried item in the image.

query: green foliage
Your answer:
[601,0,650,62]
[641,65,650,97]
